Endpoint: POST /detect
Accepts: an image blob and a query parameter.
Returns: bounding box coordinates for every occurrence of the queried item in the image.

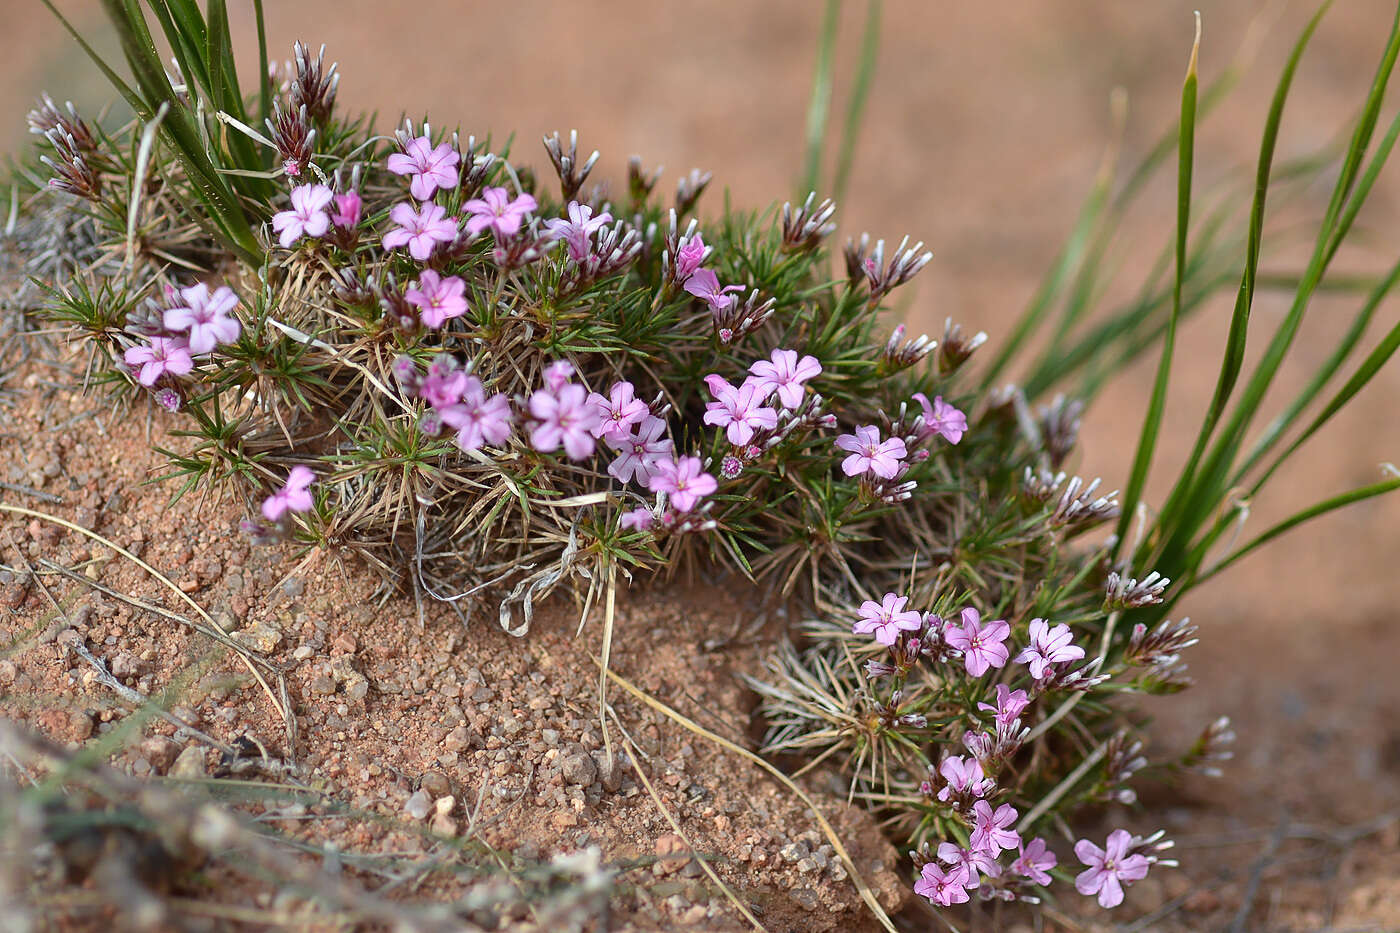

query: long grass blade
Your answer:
[801,0,841,199]
[830,0,881,205]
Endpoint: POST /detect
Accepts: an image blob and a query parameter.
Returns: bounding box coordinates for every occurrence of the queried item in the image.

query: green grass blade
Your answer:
[1112,15,1199,559]
[830,0,881,205]
[253,0,270,125]
[801,0,841,199]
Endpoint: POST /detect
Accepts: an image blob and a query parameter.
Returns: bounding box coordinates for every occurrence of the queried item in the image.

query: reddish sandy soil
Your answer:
[4,2,1400,931]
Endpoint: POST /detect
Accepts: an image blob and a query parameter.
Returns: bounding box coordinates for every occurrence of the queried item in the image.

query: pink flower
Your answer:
[914,392,967,444]
[387,136,460,201]
[382,201,458,261]
[970,800,1021,856]
[913,862,970,907]
[674,233,709,281]
[1014,618,1086,681]
[702,375,778,446]
[943,607,1011,677]
[747,349,822,409]
[852,592,922,647]
[261,465,316,521]
[978,684,1030,733]
[620,507,655,532]
[439,377,513,452]
[528,383,601,460]
[419,360,469,408]
[683,268,745,313]
[589,381,649,442]
[647,456,717,512]
[834,425,907,479]
[1075,830,1151,908]
[543,360,574,392]
[1012,838,1057,886]
[405,269,468,328]
[607,415,673,485]
[124,336,193,386]
[936,842,1000,888]
[462,186,538,239]
[271,183,333,248]
[936,755,991,803]
[163,283,241,354]
[330,191,362,229]
[544,201,613,262]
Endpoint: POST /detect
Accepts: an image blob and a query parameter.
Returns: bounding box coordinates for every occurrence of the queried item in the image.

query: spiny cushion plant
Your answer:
[14,0,1400,921]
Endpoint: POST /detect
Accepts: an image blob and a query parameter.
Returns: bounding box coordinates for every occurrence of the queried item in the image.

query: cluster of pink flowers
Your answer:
[123,282,243,392]
[676,232,743,316]
[272,183,361,248]
[834,393,966,492]
[701,347,823,475]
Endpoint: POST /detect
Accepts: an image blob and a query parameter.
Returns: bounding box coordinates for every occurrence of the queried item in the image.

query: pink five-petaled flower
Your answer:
[852,592,923,647]
[163,283,241,355]
[260,465,316,522]
[544,201,613,262]
[702,375,778,446]
[970,800,1021,856]
[1014,617,1086,680]
[937,842,1000,888]
[382,201,459,261]
[620,507,655,532]
[438,377,513,452]
[1013,837,1058,886]
[271,184,333,249]
[675,233,708,281]
[913,392,968,444]
[682,268,744,313]
[330,191,362,229]
[943,607,1011,677]
[936,755,991,803]
[543,360,574,392]
[386,136,460,201]
[1075,830,1151,908]
[589,381,649,442]
[913,862,970,907]
[748,348,822,409]
[528,383,601,460]
[835,425,907,480]
[462,186,538,239]
[124,336,193,386]
[405,269,469,329]
[607,415,674,485]
[647,456,717,513]
[978,684,1031,733]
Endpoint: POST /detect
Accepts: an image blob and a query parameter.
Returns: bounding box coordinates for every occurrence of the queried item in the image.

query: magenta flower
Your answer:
[589,381,649,442]
[747,349,823,409]
[543,360,575,392]
[124,336,193,386]
[683,268,744,313]
[936,755,991,803]
[1075,830,1151,908]
[382,201,459,261]
[607,415,673,486]
[462,186,538,239]
[163,283,241,354]
[647,456,717,512]
[978,684,1030,733]
[936,842,1000,888]
[419,361,468,409]
[943,607,1011,677]
[330,191,362,229]
[544,201,613,262]
[620,507,655,532]
[1014,618,1086,680]
[439,377,513,452]
[852,592,923,647]
[970,800,1021,856]
[405,269,469,329]
[913,862,970,907]
[1012,838,1057,886]
[703,375,778,446]
[528,383,601,460]
[834,425,907,480]
[387,135,460,201]
[913,392,968,444]
[261,465,316,521]
[271,183,333,248]
[674,233,709,281]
